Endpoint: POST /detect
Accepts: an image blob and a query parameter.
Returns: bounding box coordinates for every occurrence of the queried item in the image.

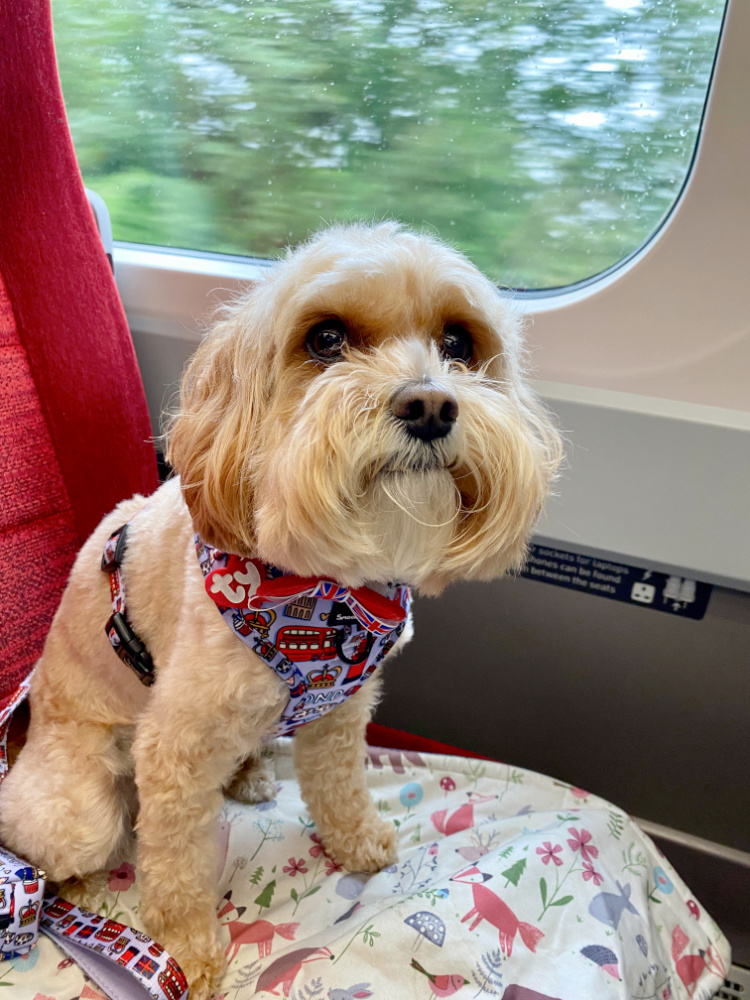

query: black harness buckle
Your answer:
[106,612,156,687]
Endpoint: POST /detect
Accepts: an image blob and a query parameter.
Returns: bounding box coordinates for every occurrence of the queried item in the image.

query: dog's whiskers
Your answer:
[380,476,461,529]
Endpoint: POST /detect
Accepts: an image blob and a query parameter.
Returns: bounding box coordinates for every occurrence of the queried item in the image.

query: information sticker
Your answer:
[520,544,712,620]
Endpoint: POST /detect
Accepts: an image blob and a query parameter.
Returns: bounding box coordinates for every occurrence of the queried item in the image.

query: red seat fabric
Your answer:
[0,278,80,714]
[366,723,492,761]
[0,1,159,712]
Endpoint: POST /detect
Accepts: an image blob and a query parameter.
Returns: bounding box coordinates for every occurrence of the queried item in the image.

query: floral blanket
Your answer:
[4,741,729,1000]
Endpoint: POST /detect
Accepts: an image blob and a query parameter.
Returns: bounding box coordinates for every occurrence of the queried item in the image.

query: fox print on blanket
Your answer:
[451,866,545,956]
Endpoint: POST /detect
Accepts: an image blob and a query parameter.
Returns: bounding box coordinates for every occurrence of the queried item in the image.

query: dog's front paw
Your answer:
[141,907,225,1000]
[180,950,226,1000]
[324,816,399,874]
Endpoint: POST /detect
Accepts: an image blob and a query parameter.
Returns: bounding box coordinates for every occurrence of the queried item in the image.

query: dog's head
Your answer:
[167,223,561,595]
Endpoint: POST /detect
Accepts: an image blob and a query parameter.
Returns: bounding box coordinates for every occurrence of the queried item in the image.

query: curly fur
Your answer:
[0,222,561,999]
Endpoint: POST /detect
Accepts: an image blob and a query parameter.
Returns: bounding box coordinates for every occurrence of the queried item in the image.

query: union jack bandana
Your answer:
[195,536,411,737]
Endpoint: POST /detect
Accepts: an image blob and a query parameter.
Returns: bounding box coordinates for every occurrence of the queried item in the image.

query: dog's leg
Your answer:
[225,748,276,804]
[54,763,139,910]
[0,717,132,885]
[132,666,283,1000]
[293,676,398,873]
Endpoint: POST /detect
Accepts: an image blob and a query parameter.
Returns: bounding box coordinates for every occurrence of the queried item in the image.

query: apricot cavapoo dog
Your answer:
[0,222,561,997]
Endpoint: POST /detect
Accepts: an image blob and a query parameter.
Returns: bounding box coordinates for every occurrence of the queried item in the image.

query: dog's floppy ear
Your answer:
[166,290,273,555]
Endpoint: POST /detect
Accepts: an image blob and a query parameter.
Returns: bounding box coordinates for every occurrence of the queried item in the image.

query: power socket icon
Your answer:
[631,582,656,604]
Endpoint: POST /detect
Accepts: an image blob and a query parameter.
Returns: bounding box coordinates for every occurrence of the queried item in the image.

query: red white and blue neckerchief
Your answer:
[195,536,410,737]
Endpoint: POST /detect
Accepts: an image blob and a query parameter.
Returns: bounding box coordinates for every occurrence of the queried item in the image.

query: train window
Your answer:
[52,0,724,289]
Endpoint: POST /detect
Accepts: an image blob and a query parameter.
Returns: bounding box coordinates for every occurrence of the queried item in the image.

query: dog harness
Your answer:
[102,520,156,685]
[102,524,410,737]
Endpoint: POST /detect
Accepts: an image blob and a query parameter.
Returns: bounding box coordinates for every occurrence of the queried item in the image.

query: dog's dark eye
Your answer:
[441,324,473,364]
[305,319,349,363]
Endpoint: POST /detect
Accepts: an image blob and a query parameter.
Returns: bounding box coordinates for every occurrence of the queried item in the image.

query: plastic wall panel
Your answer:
[375,574,750,853]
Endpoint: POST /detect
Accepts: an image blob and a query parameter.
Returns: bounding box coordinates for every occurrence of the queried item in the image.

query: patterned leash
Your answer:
[40,895,188,1000]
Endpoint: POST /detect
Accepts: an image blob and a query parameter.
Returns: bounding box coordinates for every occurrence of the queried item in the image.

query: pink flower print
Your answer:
[283,857,308,876]
[107,861,136,892]
[567,827,598,863]
[536,842,564,866]
[582,861,604,886]
[325,858,342,877]
[309,833,329,859]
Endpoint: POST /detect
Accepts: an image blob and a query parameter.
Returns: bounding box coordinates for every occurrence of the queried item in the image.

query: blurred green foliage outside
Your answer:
[53,0,724,289]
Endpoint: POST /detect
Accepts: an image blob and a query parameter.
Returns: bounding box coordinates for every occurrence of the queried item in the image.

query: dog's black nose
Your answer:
[390,383,459,441]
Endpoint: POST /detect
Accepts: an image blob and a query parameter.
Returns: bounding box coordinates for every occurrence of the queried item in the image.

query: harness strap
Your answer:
[102,523,156,687]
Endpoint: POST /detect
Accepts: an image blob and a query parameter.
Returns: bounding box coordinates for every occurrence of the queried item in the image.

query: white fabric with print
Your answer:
[5,741,729,1000]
